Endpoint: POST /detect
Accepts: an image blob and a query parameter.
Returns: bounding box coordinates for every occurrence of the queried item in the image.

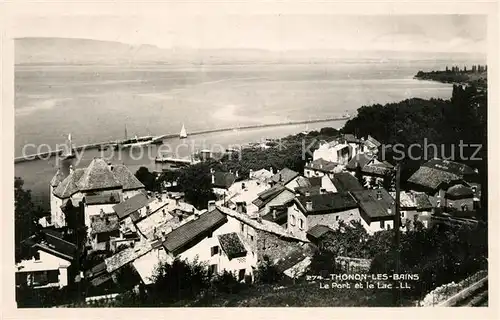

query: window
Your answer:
[238,269,246,281]
[211,246,219,256]
[336,215,339,221]
[290,215,296,226]
[380,221,384,229]
[462,204,468,211]
[249,235,254,241]
[436,200,441,207]
[240,222,245,233]
[401,212,405,218]
[387,224,391,230]
[209,264,218,275]
[299,219,304,230]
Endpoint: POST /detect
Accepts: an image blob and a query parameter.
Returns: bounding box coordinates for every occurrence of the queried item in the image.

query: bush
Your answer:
[211,270,245,294]
[255,257,283,284]
[149,258,210,303]
[309,250,337,277]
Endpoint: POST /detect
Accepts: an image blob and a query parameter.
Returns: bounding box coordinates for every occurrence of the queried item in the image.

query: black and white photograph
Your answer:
[2,2,496,313]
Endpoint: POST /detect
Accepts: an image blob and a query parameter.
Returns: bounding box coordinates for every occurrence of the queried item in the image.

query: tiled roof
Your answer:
[22,230,78,261]
[331,173,364,192]
[307,225,334,239]
[346,153,375,171]
[422,159,476,177]
[50,169,66,188]
[413,192,433,210]
[366,135,382,148]
[343,134,362,144]
[162,209,228,254]
[85,261,107,279]
[295,176,312,189]
[250,168,273,181]
[389,191,417,209]
[270,168,299,185]
[218,233,247,260]
[217,205,308,242]
[305,158,339,173]
[212,172,236,189]
[105,240,153,273]
[408,166,462,191]
[53,168,86,199]
[294,185,322,196]
[252,184,287,209]
[351,189,395,219]
[85,191,121,205]
[90,214,120,235]
[308,177,322,187]
[274,248,312,273]
[113,193,152,219]
[77,158,122,192]
[112,164,145,191]
[135,209,175,240]
[446,184,474,198]
[296,193,358,215]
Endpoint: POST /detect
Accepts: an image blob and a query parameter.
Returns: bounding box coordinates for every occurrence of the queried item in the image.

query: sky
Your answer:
[12,14,487,53]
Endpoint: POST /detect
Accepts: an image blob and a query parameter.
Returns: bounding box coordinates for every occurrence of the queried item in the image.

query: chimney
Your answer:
[211,173,215,184]
[175,197,180,206]
[235,170,239,178]
[153,226,157,239]
[270,166,274,175]
[249,169,254,179]
[208,200,216,212]
[162,209,166,217]
[376,190,382,200]
[272,209,277,219]
[69,165,74,174]
[256,216,262,223]
[306,201,313,211]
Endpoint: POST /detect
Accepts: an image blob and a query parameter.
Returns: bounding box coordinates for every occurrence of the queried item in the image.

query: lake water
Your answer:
[15,59,469,208]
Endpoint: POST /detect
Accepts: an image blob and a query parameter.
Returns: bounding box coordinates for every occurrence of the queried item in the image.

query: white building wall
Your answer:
[50,194,65,228]
[85,204,116,228]
[176,217,257,278]
[321,176,337,192]
[15,250,71,288]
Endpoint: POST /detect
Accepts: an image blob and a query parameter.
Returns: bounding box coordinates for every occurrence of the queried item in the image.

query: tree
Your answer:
[177,162,216,209]
[149,258,210,304]
[255,256,283,284]
[15,177,41,262]
[135,167,157,191]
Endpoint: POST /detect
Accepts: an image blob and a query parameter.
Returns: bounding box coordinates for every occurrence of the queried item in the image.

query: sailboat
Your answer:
[62,133,76,159]
[179,123,188,139]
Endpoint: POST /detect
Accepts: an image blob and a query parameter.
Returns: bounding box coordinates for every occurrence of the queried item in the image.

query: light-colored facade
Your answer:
[15,250,71,289]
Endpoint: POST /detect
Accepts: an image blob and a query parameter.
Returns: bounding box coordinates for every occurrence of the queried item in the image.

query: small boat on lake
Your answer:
[179,123,188,139]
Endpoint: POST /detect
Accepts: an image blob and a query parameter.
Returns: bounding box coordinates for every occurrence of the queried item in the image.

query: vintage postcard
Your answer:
[1,1,498,319]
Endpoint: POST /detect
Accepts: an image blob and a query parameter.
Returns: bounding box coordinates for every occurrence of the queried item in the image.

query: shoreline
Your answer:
[14,116,349,163]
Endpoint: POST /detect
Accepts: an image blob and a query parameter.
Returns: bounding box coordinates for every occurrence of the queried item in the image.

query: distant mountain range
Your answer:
[15,37,487,65]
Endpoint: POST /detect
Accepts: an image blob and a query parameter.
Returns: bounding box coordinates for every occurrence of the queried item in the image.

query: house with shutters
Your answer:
[251,184,296,217]
[49,158,145,229]
[312,140,352,165]
[407,159,479,211]
[303,158,342,179]
[102,203,310,285]
[268,168,310,191]
[286,192,361,239]
[350,189,397,234]
[15,230,78,289]
[345,153,394,187]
